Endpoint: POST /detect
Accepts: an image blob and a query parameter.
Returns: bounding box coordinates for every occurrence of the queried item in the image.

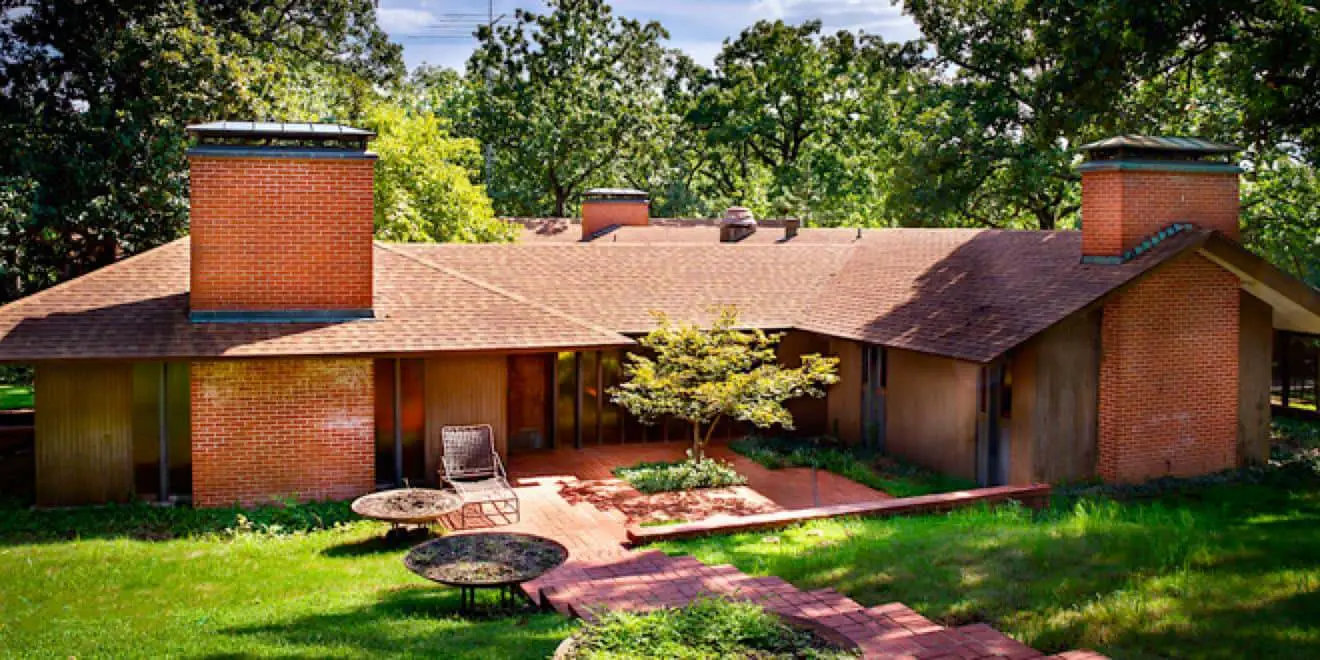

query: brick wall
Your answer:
[1097,255,1240,482]
[1081,169,1239,257]
[188,155,374,311]
[582,200,649,237]
[191,358,374,507]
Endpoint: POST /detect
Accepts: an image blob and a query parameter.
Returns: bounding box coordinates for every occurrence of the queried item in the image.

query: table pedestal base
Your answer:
[457,584,527,615]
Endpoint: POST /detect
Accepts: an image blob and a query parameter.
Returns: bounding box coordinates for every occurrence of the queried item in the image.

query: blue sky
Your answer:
[376,0,922,71]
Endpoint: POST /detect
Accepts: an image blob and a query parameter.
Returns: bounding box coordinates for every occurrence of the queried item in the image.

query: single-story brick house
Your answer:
[1,124,1317,507]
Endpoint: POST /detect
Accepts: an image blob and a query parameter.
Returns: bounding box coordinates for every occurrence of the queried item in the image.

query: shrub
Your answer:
[0,498,358,543]
[567,598,856,659]
[1272,417,1320,449]
[613,453,748,494]
[730,435,975,498]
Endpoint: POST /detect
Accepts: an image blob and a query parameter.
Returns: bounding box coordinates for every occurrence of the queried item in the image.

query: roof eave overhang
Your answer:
[1196,235,1320,335]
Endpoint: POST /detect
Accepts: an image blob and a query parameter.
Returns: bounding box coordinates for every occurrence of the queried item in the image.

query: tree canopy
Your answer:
[2,0,1318,309]
[466,0,675,217]
[0,0,403,302]
[611,310,840,460]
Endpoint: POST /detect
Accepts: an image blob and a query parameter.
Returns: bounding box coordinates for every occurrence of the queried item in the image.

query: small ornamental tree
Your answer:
[611,309,840,461]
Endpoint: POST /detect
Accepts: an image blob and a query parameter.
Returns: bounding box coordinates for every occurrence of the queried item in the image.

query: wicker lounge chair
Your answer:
[440,424,520,527]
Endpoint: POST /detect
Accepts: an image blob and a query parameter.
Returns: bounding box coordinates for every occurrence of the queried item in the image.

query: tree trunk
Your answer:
[553,187,568,218]
[691,422,704,462]
[1034,206,1056,231]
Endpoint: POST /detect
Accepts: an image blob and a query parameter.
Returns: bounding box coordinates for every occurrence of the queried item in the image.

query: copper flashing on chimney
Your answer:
[1078,134,1242,261]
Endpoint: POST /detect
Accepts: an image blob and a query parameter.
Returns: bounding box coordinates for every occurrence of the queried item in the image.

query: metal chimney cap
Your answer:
[722,206,757,227]
[583,188,649,201]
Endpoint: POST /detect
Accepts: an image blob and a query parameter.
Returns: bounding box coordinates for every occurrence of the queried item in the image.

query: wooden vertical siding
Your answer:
[424,355,509,481]
[884,348,980,480]
[35,362,135,506]
[778,330,830,436]
[826,338,864,444]
[1238,291,1274,465]
[508,354,552,451]
[1008,310,1101,484]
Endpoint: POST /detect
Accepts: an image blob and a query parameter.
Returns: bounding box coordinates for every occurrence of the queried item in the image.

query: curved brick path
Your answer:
[444,475,1107,659]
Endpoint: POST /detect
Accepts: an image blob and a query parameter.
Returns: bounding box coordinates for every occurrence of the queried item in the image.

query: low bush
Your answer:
[1273,416,1320,448]
[0,497,357,543]
[731,435,975,498]
[565,598,856,659]
[613,453,747,494]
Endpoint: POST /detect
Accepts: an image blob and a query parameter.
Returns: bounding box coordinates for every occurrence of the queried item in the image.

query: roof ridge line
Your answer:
[374,241,630,342]
[0,236,189,316]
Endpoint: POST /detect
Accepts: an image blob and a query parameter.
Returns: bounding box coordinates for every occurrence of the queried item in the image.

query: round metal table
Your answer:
[404,532,570,614]
[351,488,462,539]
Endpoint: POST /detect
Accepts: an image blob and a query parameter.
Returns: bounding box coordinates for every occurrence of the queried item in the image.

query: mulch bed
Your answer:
[557,479,781,526]
[405,533,569,586]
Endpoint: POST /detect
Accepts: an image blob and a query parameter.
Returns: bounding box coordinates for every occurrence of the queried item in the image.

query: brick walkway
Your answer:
[442,454,1107,660]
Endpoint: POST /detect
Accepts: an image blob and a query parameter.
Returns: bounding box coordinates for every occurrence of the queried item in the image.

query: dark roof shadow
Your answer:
[815,230,1209,362]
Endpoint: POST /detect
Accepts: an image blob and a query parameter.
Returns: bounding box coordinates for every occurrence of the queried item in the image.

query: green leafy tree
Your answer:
[611,310,839,461]
[366,104,514,243]
[900,0,1320,240]
[0,0,402,303]
[686,20,923,224]
[466,0,674,216]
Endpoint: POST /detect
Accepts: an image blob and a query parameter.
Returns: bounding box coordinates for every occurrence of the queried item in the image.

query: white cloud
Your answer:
[380,1,922,71]
[376,7,436,35]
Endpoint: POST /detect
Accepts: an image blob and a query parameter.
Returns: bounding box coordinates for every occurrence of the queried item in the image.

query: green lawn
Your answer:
[0,384,32,410]
[0,505,573,658]
[3,440,1318,659]
[658,471,1320,659]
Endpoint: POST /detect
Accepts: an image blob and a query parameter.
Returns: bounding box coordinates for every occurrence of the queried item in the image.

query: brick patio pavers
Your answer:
[442,458,1106,660]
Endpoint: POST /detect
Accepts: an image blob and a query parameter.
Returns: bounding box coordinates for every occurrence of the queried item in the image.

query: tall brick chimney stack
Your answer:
[1080,136,1247,484]
[580,188,649,238]
[1079,136,1242,264]
[185,121,376,322]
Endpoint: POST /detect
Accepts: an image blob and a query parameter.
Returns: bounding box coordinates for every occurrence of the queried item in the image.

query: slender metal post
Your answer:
[595,350,604,445]
[1281,332,1291,408]
[158,362,169,503]
[394,358,404,487]
[574,352,584,449]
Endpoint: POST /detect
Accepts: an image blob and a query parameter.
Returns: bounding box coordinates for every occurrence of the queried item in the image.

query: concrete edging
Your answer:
[626,483,1052,544]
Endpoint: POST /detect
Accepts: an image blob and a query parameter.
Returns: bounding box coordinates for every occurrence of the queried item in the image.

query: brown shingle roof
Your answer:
[392,242,853,333]
[799,228,1213,362]
[0,239,630,361]
[0,226,1221,363]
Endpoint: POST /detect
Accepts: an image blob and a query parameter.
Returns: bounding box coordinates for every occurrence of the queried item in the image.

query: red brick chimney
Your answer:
[185,121,376,321]
[1081,136,1245,483]
[1079,136,1241,263]
[581,188,649,238]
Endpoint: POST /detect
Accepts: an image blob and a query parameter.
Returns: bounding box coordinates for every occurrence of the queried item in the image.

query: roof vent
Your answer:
[720,207,757,243]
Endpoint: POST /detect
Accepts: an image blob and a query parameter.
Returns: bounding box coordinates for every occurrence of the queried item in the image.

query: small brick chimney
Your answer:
[185,121,376,322]
[581,188,649,238]
[1079,136,1241,263]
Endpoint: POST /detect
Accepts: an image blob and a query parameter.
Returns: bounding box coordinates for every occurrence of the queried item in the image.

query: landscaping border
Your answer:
[626,483,1051,543]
